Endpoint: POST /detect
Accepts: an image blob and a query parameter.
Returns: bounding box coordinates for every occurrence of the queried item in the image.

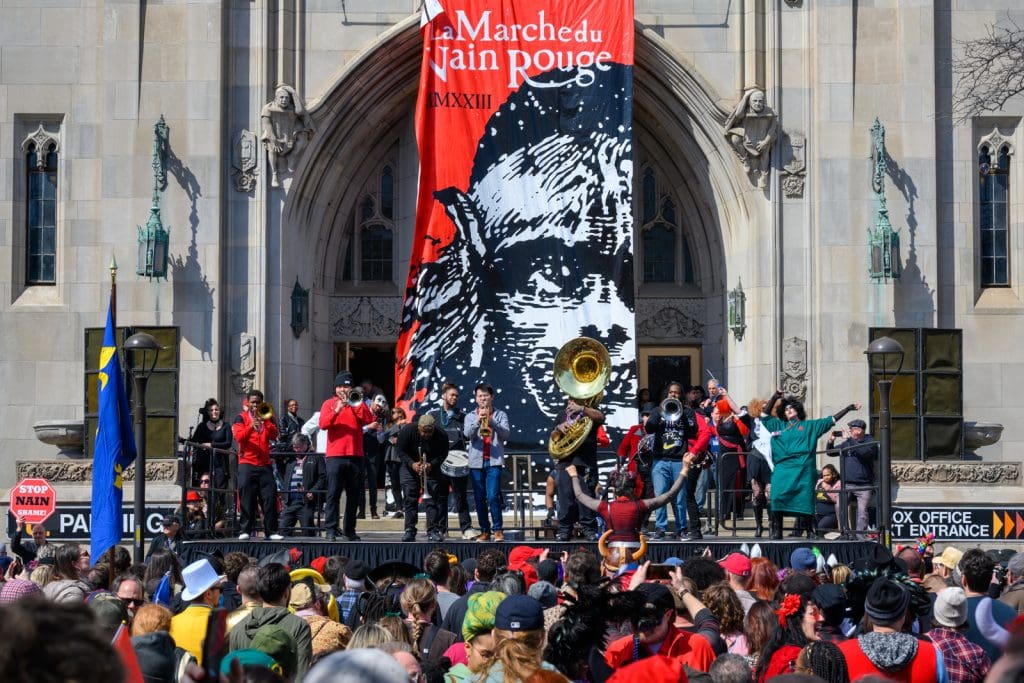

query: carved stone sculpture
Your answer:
[782,132,806,198]
[779,336,807,401]
[892,462,1020,486]
[724,88,779,189]
[232,129,258,192]
[231,333,256,396]
[261,85,315,187]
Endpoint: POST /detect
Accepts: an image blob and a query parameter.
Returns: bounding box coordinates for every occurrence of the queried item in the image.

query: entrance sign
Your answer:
[892,506,1024,541]
[8,478,57,525]
[398,0,638,448]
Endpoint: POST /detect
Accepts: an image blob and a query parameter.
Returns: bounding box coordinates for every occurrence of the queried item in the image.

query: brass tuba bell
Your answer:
[548,337,611,460]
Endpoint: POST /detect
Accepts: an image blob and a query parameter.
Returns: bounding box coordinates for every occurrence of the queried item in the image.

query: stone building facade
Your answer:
[1,1,1022,507]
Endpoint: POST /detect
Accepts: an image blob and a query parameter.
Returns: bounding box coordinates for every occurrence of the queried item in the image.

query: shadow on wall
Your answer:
[166,138,215,361]
[886,150,935,327]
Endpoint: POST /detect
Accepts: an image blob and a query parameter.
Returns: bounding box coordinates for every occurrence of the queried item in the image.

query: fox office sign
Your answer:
[892,506,1024,541]
[6,505,176,542]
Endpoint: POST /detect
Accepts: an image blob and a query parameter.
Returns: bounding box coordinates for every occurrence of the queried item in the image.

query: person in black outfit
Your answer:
[428,382,473,538]
[276,398,304,449]
[645,381,712,541]
[396,414,450,542]
[710,391,753,529]
[551,397,605,542]
[825,418,878,539]
[280,433,328,536]
[191,398,233,492]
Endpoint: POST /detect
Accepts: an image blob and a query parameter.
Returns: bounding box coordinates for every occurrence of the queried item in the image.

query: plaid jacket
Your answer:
[928,627,991,683]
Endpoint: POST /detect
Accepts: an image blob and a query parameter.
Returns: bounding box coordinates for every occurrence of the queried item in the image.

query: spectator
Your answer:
[749,558,780,602]
[280,432,328,536]
[810,584,849,643]
[10,517,54,564]
[400,577,459,662]
[424,549,459,619]
[336,559,371,625]
[229,564,264,633]
[814,464,842,532]
[719,552,756,615]
[961,548,1017,662]
[794,641,849,683]
[757,593,822,681]
[837,578,945,681]
[0,578,41,604]
[999,552,1024,615]
[897,547,925,582]
[304,648,408,683]
[743,601,774,671]
[347,623,392,650]
[824,418,878,540]
[478,595,559,682]
[112,574,146,620]
[229,563,314,680]
[170,558,226,664]
[703,582,748,656]
[290,581,352,658]
[928,587,991,683]
[932,547,964,586]
[441,549,506,639]
[147,514,183,558]
[41,543,91,604]
[709,652,753,683]
[251,624,299,682]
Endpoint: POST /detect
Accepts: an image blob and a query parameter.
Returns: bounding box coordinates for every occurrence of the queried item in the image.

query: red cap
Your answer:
[719,552,752,577]
[186,491,203,502]
[309,556,328,576]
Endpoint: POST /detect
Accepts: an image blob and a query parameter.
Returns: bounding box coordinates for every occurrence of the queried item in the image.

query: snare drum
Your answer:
[440,449,470,478]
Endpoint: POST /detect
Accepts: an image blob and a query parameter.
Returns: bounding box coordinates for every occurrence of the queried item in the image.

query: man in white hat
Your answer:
[927,587,991,683]
[170,558,226,664]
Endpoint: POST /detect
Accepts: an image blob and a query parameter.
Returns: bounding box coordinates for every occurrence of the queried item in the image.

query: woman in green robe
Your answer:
[761,392,859,539]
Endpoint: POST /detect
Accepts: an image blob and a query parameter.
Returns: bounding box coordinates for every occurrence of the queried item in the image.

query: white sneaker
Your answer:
[462,529,480,540]
[269,534,284,541]
[238,533,250,540]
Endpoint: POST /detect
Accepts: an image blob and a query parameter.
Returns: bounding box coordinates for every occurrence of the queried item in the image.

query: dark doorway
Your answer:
[343,344,397,402]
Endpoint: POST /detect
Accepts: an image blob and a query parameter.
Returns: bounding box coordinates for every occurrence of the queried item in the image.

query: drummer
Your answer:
[428,382,476,539]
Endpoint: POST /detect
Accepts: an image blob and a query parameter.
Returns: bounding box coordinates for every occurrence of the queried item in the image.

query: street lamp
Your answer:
[125,332,161,563]
[864,336,904,548]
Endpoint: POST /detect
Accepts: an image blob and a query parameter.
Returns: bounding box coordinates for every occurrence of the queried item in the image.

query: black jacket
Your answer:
[282,455,328,504]
[396,424,449,477]
[645,405,701,458]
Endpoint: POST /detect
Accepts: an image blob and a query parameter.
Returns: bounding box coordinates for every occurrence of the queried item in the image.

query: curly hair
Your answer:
[796,640,850,683]
[960,549,995,593]
[749,557,780,601]
[703,581,745,634]
[681,556,726,592]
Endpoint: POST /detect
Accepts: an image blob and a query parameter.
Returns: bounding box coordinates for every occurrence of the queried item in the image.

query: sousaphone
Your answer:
[548,337,611,460]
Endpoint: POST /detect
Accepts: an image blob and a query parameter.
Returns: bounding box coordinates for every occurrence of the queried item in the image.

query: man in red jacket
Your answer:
[839,578,943,682]
[232,389,282,540]
[318,372,377,541]
[605,582,716,673]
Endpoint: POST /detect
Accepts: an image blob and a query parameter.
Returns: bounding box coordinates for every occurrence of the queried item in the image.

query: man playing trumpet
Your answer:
[463,383,510,542]
[231,389,283,540]
[318,371,378,542]
[396,414,450,542]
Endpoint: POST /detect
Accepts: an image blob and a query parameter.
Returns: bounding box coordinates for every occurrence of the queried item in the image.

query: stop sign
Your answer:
[8,478,57,525]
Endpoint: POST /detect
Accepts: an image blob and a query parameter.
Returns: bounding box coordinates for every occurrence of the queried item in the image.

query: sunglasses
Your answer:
[200,479,211,484]
[121,597,145,606]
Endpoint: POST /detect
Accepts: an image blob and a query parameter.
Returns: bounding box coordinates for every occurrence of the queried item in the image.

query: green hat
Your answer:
[220,649,282,677]
[463,590,507,642]
[251,625,297,678]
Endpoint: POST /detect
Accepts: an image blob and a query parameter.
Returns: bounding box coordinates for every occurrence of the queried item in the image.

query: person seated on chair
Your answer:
[566,454,695,574]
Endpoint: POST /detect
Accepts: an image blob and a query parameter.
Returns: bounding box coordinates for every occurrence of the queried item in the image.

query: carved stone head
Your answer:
[749,89,766,114]
[275,87,293,110]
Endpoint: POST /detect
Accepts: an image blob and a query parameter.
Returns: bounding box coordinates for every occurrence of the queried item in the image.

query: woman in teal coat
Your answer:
[762,392,860,539]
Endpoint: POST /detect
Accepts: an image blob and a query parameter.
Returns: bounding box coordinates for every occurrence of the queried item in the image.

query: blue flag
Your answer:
[90,298,137,559]
[152,570,172,607]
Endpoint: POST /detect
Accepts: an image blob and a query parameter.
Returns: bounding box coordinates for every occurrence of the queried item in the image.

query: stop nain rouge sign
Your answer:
[8,478,57,525]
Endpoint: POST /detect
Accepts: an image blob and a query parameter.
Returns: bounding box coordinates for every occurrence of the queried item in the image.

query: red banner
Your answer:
[399,0,636,448]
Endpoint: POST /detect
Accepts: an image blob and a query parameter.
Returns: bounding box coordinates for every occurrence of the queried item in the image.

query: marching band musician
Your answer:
[231,389,283,541]
[551,398,605,542]
[396,415,450,543]
[463,383,510,542]
[644,382,712,541]
[318,371,378,542]
[427,382,475,539]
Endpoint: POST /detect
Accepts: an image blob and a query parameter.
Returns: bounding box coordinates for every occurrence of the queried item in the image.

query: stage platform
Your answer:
[181,532,880,570]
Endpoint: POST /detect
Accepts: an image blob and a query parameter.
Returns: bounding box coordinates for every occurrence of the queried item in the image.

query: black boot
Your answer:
[754,505,764,538]
[770,513,783,540]
[805,515,821,540]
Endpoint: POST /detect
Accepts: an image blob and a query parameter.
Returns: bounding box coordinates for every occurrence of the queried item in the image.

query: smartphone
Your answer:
[831,430,843,437]
[646,563,675,580]
[202,607,229,679]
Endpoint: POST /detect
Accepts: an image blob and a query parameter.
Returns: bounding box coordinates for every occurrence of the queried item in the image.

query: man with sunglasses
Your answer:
[113,575,145,620]
[280,433,328,536]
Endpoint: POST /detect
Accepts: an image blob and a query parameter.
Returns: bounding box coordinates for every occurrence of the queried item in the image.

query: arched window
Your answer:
[22,126,59,285]
[343,161,396,284]
[637,165,694,285]
[978,130,1012,288]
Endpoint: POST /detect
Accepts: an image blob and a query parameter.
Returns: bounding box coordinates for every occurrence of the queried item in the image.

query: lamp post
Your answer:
[864,336,904,548]
[125,332,161,563]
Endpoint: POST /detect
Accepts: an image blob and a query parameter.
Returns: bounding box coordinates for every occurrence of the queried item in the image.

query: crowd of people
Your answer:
[1,532,1024,682]
[180,372,878,546]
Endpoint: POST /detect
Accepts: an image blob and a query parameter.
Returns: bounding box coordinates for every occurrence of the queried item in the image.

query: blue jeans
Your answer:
[695,461,717,508]
[651,459,687,532]
[470,466,503,533]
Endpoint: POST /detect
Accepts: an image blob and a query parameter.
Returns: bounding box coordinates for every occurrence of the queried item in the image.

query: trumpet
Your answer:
[478,410,492,439]
[347,387,364,407]
[419,449,431,500]
[254,402,275,421]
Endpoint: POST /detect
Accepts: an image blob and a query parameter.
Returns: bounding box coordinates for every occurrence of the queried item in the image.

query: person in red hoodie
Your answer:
[605,582,716,673]
[318,372,377,542]
[231,389,282,541]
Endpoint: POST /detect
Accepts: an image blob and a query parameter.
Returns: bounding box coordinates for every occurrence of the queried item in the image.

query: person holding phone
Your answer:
[825,418,878,540]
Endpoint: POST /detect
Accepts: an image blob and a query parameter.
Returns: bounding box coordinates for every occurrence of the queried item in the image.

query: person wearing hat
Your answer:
[251,624,299,681]
[289,581,351,657]
[761,391,860,540]
[838,577,943,681]
[232,388,284,541]
[169,559,226,664]
[825,417,878,540]
[605,582,716,673]
[927,587,991,683]
[336,559,371,624]
[182,489,208,533]
[318,371,379,541]
[396,413,450,542]
[720,552,757,615]
[999,551,1024,615]
[476,594,560,683]
[146,513,184,558]
[811,583,849,643]
[931,546,964,586]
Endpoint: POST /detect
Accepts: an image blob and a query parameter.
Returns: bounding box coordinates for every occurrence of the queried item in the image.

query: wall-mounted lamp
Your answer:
[728,279,746,341]
[291,278,309,338]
